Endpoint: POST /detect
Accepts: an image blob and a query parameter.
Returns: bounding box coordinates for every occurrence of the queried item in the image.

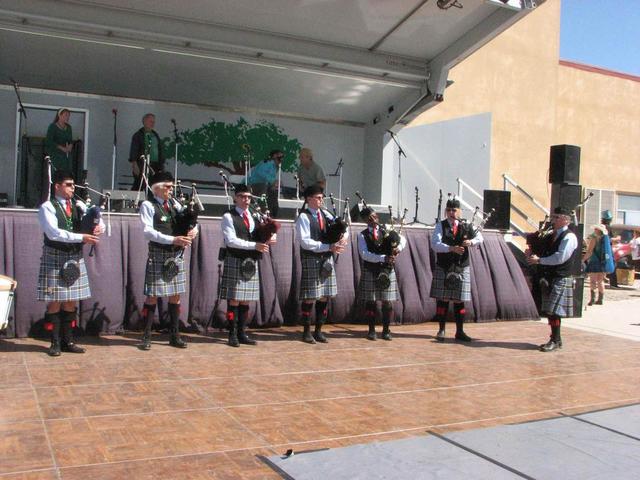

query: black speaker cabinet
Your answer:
[483,190,511,230]
[550,183,582,212]
[549,144,581,184]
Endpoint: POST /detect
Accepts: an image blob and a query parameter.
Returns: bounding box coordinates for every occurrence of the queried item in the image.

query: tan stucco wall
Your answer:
[411,0,639,224]
[556,64,640,193]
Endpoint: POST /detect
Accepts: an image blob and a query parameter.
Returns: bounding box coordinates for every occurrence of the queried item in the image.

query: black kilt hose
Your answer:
[300,252,337,300]
[430,265,471,302]
[37,245,91,302]
[541,276,574,317]
[359,263,398,302]
[144,243,187,297]
[219,255,260,302]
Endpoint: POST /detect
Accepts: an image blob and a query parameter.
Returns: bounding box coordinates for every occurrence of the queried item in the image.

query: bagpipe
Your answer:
[525,215,554,257]
[376,206,408,289]
[161,181,203,282]
[444,201,494,290]
[323,193,350,244]
[250,195,281,243]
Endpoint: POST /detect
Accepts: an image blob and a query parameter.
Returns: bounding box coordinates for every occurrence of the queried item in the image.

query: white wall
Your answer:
[381,113,492,221]
[0,85,365,205]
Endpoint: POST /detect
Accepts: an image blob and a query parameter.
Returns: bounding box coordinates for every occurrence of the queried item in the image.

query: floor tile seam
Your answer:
[22,397,640,474]
[25,365,640,423]
[21,343,640,390]
[218,407,280,457]
[560,413,640,442]
[0,467,57,478]
[23,362,62,480]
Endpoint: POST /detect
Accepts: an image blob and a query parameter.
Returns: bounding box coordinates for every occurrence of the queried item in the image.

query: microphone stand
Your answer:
[171,118,180,182]
[11,78,32,205]
[407,186,429,226]
[110,109,117,190]
[387,130,406,219]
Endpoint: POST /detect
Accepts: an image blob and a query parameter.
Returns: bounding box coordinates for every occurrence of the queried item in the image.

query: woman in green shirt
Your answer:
[45,108,73,172]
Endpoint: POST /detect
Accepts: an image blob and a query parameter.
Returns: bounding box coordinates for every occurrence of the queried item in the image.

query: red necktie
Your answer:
[452,220,458,237]
[163,200,169,213]
[317,211,324,231]
[373,226,378,241]
[65,199,72,216]
[243,211,250,230]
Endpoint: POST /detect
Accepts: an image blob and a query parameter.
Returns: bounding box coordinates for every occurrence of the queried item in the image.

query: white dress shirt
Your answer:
[295,207,349,252]
[221,206,256,250]
[358,226,407,263]
[38,196,88,243]
[431,219,484,253]
[539,225,578,266]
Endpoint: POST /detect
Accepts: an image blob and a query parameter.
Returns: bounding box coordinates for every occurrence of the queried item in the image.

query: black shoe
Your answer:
[595,293,603,305]
[366,325,377,341]
[228,321,239,347]
[436,328,446,343]
[540,340,560,352]
[169,335,188,349]
[238,331,257,345]
[61,342,86,354]
[139,334,151,351]
[455,331,473,342]
[47,340,61,357]
[302,331,316,344]
[313,330,328,343]
[539,337,562,349]
[381,329,392,341]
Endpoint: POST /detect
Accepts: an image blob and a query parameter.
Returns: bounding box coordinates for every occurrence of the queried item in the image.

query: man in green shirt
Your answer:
[129,113,165,190]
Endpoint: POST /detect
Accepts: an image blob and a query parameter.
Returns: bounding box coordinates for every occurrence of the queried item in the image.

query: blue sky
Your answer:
[560,0,640,76]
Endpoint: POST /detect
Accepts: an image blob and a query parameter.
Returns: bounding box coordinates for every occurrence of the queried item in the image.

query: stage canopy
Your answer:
[0,0,541,127]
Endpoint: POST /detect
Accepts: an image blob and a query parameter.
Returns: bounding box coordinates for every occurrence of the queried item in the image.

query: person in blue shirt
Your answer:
[246,150,283,217]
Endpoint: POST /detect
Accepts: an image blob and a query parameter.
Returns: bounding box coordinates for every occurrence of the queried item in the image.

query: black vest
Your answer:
[149,200,178,248]
[362,227,386,255]
[542,228,574,278]
[226,209,260,259]
[43,199,82,252]
[300,208,331,257]
[436,219,470,269]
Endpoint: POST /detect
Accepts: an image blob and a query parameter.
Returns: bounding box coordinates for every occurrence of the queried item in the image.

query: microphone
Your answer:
[171,118,176,125]
[9,77,17,86]
[293,174,299,182]
[112,108,118,115]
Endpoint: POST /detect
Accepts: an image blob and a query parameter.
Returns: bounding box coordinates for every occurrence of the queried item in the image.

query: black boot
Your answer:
[435,301,448,342]
[540,319,561,352]
[313,301,328,343]
[139,303,156,351]
[595,292,603,305]
[300,303,315,344]
[365,302,377,341]
[46,312,61,357]
[237,305,257,345]
[227,306,240,347]
[168,303,187,348]
[453,303,472,342]
[587,290,596,306]
[60,310,85,353]
[381,304,393,341]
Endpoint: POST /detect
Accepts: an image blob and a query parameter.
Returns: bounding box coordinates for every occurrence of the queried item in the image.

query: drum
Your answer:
[0,275,17,331]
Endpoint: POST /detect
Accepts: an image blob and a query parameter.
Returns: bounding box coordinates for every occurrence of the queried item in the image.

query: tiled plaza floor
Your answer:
[1,320,639,479]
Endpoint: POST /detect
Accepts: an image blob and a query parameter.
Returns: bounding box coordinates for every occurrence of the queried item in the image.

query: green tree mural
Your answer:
[162,117,301,175]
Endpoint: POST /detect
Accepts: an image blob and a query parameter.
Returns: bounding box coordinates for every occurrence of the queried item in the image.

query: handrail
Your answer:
[502,174,549,216]
[457,177,484,204]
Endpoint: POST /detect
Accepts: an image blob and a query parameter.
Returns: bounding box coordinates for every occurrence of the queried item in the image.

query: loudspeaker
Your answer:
[549,144,581,184]
[550,183,582,212]
[482,190,511,230]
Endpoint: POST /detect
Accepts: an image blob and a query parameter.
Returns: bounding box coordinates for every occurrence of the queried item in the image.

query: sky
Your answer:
[560,0,640,76]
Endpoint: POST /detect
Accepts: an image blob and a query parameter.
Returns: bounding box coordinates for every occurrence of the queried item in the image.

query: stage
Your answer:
[0,209,538,338]
[0,320,638,478]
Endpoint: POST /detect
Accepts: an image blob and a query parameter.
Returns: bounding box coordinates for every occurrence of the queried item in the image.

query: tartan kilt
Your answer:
[541,276,574,317]
[359,263,398,302]
[144,244,187,297]
[300,254,337,300]
[430,264,471,302]
[37,245,91,302]
[220,255,260,302]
